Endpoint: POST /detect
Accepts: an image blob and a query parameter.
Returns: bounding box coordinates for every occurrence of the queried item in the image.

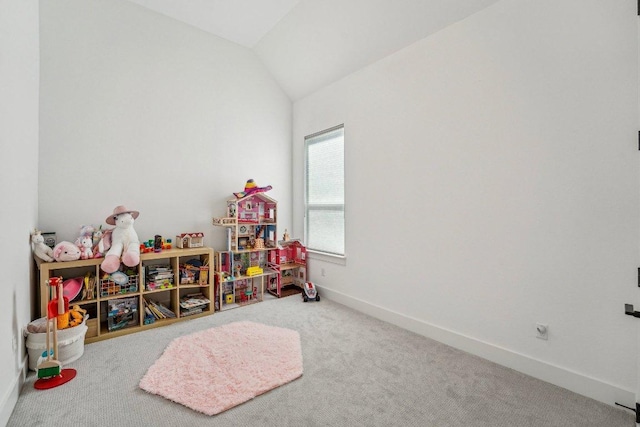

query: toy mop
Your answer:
[34,276,77,390]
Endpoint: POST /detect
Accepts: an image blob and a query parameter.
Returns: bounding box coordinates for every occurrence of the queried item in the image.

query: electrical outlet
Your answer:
[321,268,326,277]
[536,323,548,340]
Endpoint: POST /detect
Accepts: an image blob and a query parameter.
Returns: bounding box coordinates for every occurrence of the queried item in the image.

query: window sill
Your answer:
[307,250,346,266]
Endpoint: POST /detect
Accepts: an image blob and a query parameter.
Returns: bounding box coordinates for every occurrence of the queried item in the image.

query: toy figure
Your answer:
[31,230,55,262]
[79,236,93,260]
[100,205,140,274]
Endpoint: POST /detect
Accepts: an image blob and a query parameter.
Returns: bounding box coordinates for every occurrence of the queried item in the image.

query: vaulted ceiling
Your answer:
[125,0,501,100]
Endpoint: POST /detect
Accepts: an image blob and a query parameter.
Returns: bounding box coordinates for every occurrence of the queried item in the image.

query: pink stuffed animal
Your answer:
[94,228,111,258]
[75,225,95,260]
[79,236,93,260]
[100,205,140,273]
[53,241,81,262]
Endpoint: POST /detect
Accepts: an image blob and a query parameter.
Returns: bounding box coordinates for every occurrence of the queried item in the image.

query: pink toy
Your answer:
[79,236,93,260]
[94,228,111,258]
[100,205,140,274]
[233,179,272,198]
[53,241,81,262]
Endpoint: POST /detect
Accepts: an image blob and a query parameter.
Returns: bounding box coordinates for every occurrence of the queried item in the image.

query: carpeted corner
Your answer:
[139,321,303,415]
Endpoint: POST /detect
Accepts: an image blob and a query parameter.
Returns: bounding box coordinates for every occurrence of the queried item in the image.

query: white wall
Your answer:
[294,0,638,406]
[0,0,39,423]
[39,0,292,250]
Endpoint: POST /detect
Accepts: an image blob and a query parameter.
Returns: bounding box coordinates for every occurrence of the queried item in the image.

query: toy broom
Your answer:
[34,277,76,390]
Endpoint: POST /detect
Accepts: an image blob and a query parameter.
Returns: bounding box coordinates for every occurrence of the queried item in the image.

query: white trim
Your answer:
[318,285,635,409]
[307,250,346,265]
[0,356,28,426]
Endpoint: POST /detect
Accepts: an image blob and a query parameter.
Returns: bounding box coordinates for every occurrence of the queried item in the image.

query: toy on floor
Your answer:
[302,282,320,302]
[34,276,77,390]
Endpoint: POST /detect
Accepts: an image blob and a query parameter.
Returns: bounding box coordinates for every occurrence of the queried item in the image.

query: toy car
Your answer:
[302,282,320,302]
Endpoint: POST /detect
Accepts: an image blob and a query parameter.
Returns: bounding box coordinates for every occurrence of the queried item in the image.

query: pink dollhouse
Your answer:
[267,239,307,298]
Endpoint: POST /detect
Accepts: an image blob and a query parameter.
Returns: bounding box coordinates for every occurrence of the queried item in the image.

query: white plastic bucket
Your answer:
[24,317,88,371]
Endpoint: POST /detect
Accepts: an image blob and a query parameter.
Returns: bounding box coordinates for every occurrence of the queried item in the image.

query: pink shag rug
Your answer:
[139,321,303,415]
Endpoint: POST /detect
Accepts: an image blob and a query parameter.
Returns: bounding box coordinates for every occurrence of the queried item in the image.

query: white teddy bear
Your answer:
[100,206,140,274]
[31,230,54,262]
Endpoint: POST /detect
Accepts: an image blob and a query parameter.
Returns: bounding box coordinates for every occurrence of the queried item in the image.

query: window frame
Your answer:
[304,124,345,258]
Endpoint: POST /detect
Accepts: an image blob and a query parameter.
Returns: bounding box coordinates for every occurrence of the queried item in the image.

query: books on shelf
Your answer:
[179,293,210,309]
[180,307,204,317]
[143,297,176,320]
[179,292,210,316]
[146,265,174,290]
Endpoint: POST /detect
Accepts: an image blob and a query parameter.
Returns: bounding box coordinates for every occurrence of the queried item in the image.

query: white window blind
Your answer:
[305,125,345,256]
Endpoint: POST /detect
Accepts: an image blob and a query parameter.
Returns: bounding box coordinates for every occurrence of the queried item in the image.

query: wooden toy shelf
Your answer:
[35,247,214,344]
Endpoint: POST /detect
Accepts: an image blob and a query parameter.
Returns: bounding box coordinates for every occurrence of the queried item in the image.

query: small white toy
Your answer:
[79,236,93,260]
[75,225,95,260]
[31,230,54,262]
[100,205,140,274]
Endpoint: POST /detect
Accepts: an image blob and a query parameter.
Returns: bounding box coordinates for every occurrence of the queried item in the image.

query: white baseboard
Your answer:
[0,356,28,427]
[318,285,635,409]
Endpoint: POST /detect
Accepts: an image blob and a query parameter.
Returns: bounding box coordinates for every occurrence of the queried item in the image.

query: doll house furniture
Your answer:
[176,232,205,248]
[212,192,280,310]
[267,239,307,298]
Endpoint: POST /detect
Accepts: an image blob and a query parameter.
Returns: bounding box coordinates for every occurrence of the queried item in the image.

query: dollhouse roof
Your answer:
[279,239,303,247]
[179,232,204,239]
[229,192,276,204]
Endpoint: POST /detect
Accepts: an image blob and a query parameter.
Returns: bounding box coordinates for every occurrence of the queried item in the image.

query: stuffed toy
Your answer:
[94,228,111,258]
[31,230,54,262]
[79,236,93,260]
[91,226,103,255]
[75,225,95,241]
[53,241,81,262]
[74,225,95,260]
[68,305,87,328]
[100,205,140,274]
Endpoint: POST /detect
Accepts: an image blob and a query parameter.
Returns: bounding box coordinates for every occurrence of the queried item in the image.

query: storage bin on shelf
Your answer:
[24,316,88,371]
[100,271,139,297]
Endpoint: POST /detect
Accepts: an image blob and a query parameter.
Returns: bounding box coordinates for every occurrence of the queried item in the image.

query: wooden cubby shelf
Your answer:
[36,247,214,344]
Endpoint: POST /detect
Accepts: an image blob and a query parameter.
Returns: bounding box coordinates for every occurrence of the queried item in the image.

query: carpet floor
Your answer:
[8,294,634,426]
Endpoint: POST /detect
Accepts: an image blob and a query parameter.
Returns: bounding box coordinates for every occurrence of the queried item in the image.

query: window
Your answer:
[305,125,345,256]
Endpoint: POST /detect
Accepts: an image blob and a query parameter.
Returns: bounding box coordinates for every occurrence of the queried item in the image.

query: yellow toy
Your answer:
[69,305,86,328]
